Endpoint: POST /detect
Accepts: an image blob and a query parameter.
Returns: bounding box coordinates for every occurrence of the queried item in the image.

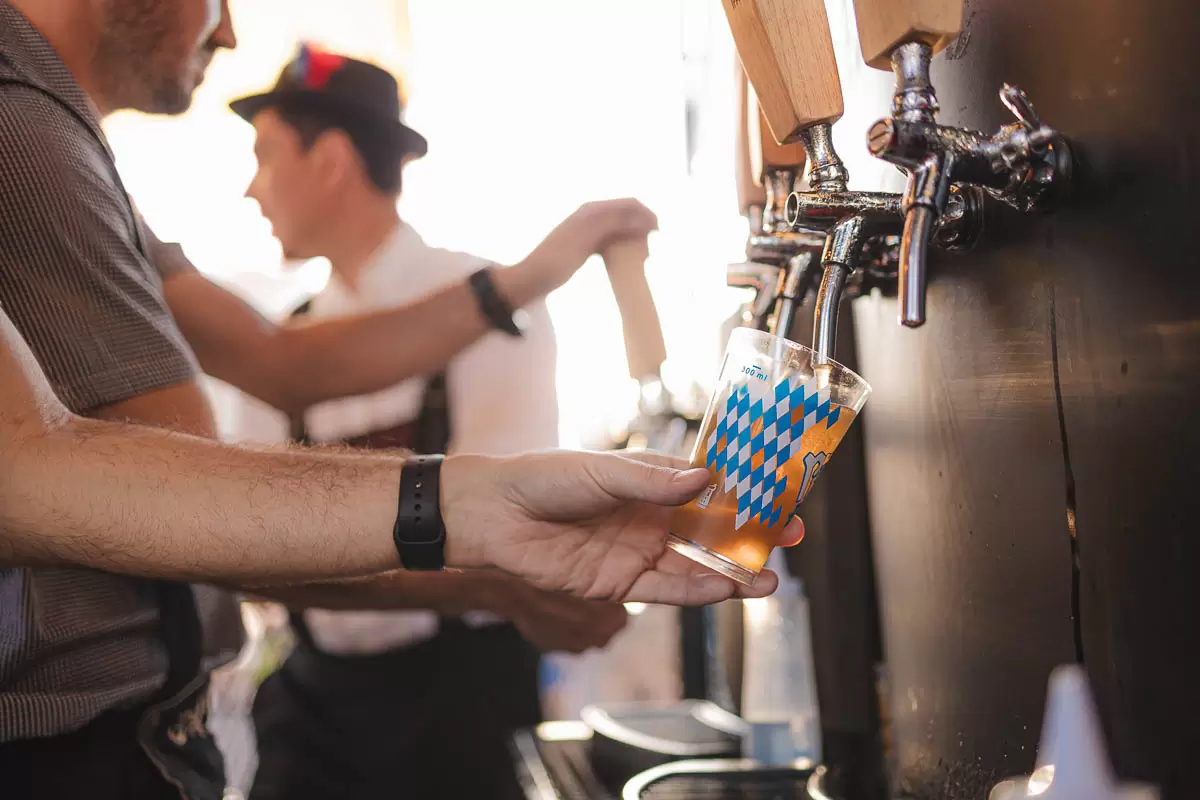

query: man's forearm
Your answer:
[167,199,656,414]
[271,267,541,412]
[0,415,407,583]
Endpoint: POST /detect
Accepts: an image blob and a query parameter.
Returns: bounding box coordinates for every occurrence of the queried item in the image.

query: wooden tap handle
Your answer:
[722,0,843,144]
[853,0,964,70]
[734,59,768,215]
[602,237,668,382]
[751,102,807,174]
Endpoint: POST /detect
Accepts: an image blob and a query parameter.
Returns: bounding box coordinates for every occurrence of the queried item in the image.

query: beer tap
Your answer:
[733,59,769,240]
[723,0,905,363]
[855,0,1071,327]
[728,61,782,331]
[725,0,986,360]
[728,63,825,335]
[787,126,909,364]
[748,96,825,338]
[748,101,806,237]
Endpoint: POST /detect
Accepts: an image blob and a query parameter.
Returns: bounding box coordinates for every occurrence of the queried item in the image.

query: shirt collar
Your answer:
[0,3,109,143]
[326,221,425,297]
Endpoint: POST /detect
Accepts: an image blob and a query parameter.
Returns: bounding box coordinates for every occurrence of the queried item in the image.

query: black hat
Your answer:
[230,42,428,160]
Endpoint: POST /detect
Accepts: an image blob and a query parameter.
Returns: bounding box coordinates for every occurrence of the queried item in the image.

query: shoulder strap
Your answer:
[283,296,453,649]
[285,297,451,453]
[285,299,315,445]
[413,370,452,455]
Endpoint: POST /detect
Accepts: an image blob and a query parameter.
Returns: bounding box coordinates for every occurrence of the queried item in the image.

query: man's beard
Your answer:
[93,0,201,115]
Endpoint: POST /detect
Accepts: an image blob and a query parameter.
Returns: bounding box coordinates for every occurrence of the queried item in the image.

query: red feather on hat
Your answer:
[303,45,345,90]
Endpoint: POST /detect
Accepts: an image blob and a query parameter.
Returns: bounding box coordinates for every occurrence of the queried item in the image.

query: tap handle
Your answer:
[999,83,1051,139]
[852,0,964,69]
[749,91,806,231]
[751,100,808,175]
[997,83,1060,170]
[602,236,668,383]
[734,60,768,217]
[723,0,843,143]
[728,261,785,321]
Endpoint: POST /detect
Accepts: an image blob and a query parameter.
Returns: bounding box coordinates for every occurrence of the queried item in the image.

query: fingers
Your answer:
[615,449,691,470]
[621,570,740,606]
[734,568,778,599]
[586,452,711,507]
[583,200,659,251]
[587,198,659,231]
[563,605,627,652]
[621,202,659,233]
[592,602,631,645]
[618,545,785,605]
[513,599,629,654]
[778,517,805,548]
[620,570,785,605]
[614,455,803,542]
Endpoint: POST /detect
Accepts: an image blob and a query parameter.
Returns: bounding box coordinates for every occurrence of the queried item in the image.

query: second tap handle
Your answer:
[750,100,807,175]
[750,90,807,231]
[735,60,768,216]
[724,0,843,144]
[603,237,668,383]
[853,0,964,70]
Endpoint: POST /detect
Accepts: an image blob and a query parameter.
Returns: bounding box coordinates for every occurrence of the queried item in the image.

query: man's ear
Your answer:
[309,129,357,190]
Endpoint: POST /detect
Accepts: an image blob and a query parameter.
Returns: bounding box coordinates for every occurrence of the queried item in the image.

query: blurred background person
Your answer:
[232,46,629,800]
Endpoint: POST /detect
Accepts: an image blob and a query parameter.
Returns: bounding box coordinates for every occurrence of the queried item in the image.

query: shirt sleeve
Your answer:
[0,84,198,413]
[135,208,199,280]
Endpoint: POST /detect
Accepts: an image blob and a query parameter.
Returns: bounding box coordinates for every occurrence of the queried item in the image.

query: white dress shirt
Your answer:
[301,222,559,654]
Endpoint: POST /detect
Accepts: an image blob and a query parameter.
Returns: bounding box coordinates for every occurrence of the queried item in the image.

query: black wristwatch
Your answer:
[393,455,446,570]
[468,266,527,337]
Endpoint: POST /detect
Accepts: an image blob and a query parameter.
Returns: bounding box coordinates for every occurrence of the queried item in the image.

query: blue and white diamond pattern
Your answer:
[704,371,843,530]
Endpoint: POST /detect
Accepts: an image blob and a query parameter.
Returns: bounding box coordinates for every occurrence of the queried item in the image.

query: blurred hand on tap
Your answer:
[498,199,659,303]
[442,449,804,606]
[483,573,630,654]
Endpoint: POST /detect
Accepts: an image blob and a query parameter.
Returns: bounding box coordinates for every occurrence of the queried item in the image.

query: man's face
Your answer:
[95,0,236,114]
[246,109,330,261]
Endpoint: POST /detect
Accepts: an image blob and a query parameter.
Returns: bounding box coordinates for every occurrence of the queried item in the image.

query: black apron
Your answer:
[250,299,541,800]
[0,582,229,800]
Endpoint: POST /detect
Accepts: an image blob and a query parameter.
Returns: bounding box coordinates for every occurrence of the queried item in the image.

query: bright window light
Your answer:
[104,0,752,448]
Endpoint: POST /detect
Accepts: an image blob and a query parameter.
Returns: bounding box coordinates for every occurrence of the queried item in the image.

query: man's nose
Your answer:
[244,175,260,203]
[210,0,237,51]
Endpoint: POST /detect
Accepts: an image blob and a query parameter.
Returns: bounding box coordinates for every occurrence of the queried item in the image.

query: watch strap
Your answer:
[393,455,446,570]
[468,266,524,337]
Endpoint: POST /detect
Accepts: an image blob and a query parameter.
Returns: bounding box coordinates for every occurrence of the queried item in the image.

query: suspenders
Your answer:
[284,295,453,650]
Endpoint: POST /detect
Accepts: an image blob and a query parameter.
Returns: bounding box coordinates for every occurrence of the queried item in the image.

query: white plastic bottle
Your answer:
[989,664,1159,800]
[740,549,822,767]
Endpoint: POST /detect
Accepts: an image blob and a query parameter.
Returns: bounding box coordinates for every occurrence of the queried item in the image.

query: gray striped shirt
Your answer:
[0,2,222,740]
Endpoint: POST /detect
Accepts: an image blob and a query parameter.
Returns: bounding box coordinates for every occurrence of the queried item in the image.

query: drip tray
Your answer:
[623,759,817,800]
[512,704,824,800]
[581,701,746,792]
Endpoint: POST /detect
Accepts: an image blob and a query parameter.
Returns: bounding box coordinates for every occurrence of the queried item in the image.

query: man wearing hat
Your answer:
[230,45,629,800]
[0,0,656,794]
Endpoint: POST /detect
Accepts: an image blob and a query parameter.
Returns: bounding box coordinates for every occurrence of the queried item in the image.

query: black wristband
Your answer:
[468,266,525,337]
[393,455,446,570]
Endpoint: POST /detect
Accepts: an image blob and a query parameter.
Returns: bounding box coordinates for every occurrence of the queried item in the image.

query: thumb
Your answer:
[590,454,711,506]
